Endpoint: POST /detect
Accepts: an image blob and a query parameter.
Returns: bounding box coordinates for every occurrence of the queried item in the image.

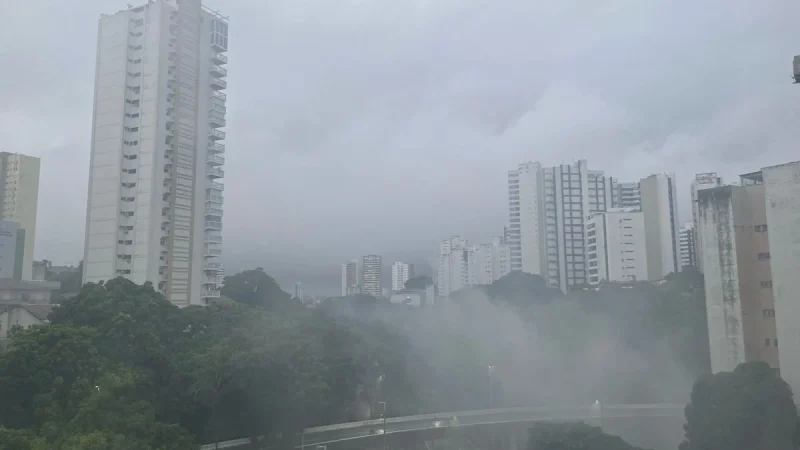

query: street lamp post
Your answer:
[488,365,495,450]
[378,401,387,450]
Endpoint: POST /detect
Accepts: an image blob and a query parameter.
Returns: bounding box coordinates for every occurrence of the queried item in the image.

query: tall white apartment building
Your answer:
[391,261,412,291]
[508,162,543,274]
[0,153,40,280]
[473,236,512,285]
[83,0,229,306]
[690,173,723,273]
[341,259,359,296]
[678,222,697,269]
[438,236,469,297]
[361,255,383,297]
[586,208,648,284]
[639,173,679,280]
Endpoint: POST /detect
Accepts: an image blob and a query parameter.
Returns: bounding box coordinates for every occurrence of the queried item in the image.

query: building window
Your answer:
[755,224,768,232]
[761,280,773,288]
[763,309,776,318]
[758,252,771,261]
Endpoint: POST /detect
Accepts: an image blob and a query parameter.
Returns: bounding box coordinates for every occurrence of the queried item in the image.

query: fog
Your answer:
[5,0,800,288]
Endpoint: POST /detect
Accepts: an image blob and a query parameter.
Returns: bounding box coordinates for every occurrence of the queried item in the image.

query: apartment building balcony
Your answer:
[206,193,223,205]
[209,181,224,191]
[207,167,224,179]
[211,91,227,102]
[205,206,223,217]
[210,65,227,77]
[209,110,226,128]
[202,274,220,285]
[207,154,225,166]
[209,129,225,141]
[208,142,225,154]
[204,246,223,257]
[204,261,223,271]
[205,220,223,230]
[205,232,223,244]
[203,289,221,299]
[211,52,228,65]
[210,77,227,90]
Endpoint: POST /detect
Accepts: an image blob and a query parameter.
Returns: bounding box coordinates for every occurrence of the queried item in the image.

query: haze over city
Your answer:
[4,0,800,294]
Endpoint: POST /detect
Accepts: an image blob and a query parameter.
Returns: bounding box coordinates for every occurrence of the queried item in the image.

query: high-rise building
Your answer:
[391,262,411,291]
[361,255,383,297]
[0,220,25,280]
[690,173,723,273]
[472,236,512,285]
[341,259,359,296]
[762,161,800,396]
[83,0,229,307]
[293,282,304,300]
[639,173,679,280]
[508,162,542,275]
[0,153,40,280]
[698,172,778,374]
[678,222,697,269]
[438,236,469,297]
[586,208,648,285]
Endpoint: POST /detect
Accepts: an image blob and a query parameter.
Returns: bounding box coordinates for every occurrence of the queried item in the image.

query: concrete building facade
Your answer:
[341,259,359,296]
[690,173,724,273]
[615,181,641,210]
[0,153,40,280]
[361,255,382,297]
[0,220,25,280]
[586,209,648,285]
[391,262,412,291]
[507,162,543,275]
[698,176,778,374]
[84,0,229,306]
[762,161,800,394]
[640,173,679,280]
[679,222,697,269]
[438,236,469,297]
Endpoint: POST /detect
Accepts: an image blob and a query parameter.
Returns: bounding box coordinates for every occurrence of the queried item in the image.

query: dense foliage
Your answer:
[680,361,798,450]
[527,423,649,450]
[0,266,716,448]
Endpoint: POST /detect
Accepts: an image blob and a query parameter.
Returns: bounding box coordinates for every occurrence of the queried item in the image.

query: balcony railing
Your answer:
[204,247,223,257]
[203,289,221,298]
[205,206,223,217]
[205,233,223,244]
[209,111,226,128]
[207,154,225,165]
[205,221,222,230]
[211,91,227,101]
[211,77,227,90]
[207,193,223,203]
[210,65,228,77]
[210,181,224,191]
[207,167,224,178]
[208,142,225,154]
[204,261,223,270]
[211,52,227,65]
[209,129,225,141]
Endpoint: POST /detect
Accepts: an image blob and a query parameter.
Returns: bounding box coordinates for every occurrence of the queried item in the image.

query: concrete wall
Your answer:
[763,162,800,394]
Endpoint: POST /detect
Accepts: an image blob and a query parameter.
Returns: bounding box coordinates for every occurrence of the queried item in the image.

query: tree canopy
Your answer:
[680,361,798,450]
[405,275,434,291]
[527,423,650,450]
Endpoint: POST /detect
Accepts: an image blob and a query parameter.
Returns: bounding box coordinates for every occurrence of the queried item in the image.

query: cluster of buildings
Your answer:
[436,236,511,296]
[502,159,683,292]
[340,256,433,307]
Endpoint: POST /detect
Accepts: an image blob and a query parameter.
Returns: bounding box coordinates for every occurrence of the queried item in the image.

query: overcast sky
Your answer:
[3,0,800,291]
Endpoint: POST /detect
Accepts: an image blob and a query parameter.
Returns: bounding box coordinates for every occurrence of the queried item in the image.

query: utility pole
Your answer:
[488,365,495,450]
[378,401,387,450]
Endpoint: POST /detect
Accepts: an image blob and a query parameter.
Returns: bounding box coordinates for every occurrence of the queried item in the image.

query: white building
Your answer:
[473,236,512,285]
[0,153,40,280]
[361,255,382,297]
[439,236,513,296]
[639,173,679,280]
[293,282,303,300]
[341,259,359,296]
[678,222,697,269]
[0,304,54,350]
[615,181,641,210]
[83,0,229,307]
[763,161,800,397]
[0,220,24,280]
[690,173,723,273]
[391,262,412,291]
[438,236,470,297]
[508,162,543,275]
[586,209,648,285]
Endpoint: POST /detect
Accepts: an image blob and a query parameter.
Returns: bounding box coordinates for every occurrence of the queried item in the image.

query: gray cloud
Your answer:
[2,0,800,292]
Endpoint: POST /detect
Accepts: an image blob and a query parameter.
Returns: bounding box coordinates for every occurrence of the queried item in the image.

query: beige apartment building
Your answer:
[0,152,40,280]
[698,171,778,373]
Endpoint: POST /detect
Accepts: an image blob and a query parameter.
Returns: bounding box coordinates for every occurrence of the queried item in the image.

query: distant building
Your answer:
[361,255,382,297]
[0,279,60,304]
[293,282,304,299]
[698,172,778,374]
[0,303,55,350]
[586,209,648,285]
[639,173,680,280]
[690,173,724,273]
[678,222,697,269]
[438,236,511,296]
[762,161,800,397]
[615,181,642,210]
[472,236,512,285]
[438,236,470,297]
[341,259,359,296]
[0,220,25,280]
[389,285,435,308]
[0,153,40,281]
[391,262,411,291]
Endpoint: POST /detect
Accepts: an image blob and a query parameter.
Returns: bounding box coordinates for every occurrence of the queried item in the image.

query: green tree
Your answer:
[527,423,649,450]
[221,268,291,309]
[487,271,561,305]
[681,361,797,450]
[404,276,433,291]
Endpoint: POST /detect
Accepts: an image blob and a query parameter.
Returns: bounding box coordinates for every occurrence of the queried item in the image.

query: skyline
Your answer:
[4,0,800,294]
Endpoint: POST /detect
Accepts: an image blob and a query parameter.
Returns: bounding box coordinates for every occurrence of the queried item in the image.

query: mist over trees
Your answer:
[0,266,792,449]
